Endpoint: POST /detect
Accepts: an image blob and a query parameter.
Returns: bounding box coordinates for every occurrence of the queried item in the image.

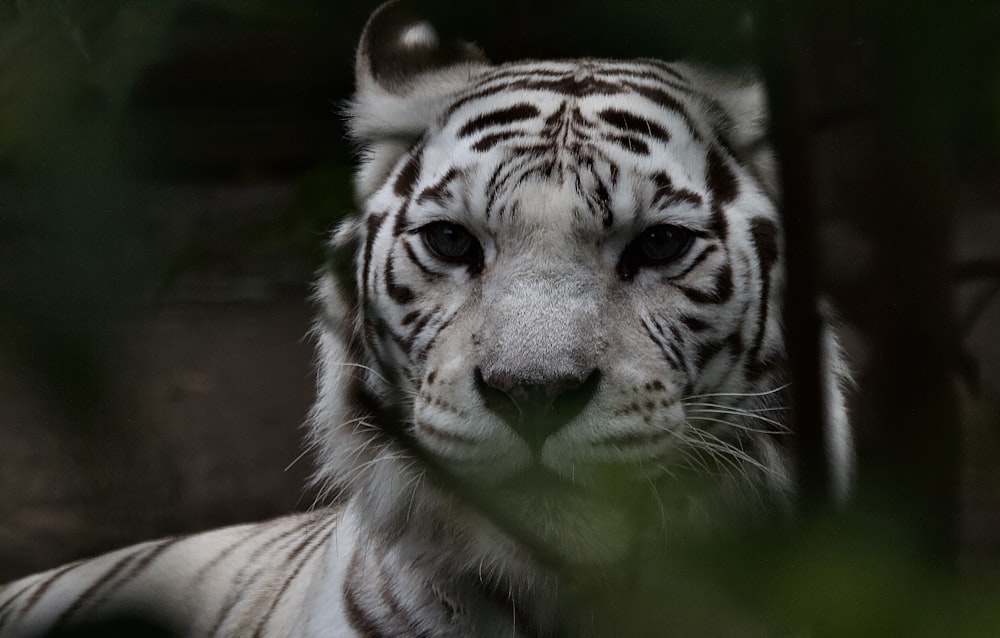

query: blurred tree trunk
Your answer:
[757,2,832,511]
[761,0,963,563]
[861,0,962,564]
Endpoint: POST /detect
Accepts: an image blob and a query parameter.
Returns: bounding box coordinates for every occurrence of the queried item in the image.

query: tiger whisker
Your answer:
[683,400,789,414]
[325,360,393,385]
[682,427,784,482]
[684,410,790,434]
[284,448,313,473]
[683,384,789,401]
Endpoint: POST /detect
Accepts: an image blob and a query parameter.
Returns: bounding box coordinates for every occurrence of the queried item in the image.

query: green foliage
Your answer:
[548,508,1000,637]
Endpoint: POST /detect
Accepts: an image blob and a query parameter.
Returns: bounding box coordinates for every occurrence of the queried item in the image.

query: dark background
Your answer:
[1,0,999,632]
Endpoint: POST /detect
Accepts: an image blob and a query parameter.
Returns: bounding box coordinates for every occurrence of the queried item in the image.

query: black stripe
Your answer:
[725,330,745,356]
[373,550,436,638]
[680,315,710,332]
[695,331,744,368]
[668,323,690,370]
[415,168,461,205]
[0,587,28,626]
[598,108,671,142]
[52,545,150,629]
[374,554,405,621]
[402,239,439,278]
[362,212,389,356]
[394,304,437,357]
[0,561,86,627]
[624,81,703,141]
[413,310,456,365]
[384,253,416,304]
[709,204,729,241]
[458,103,540,137]
[513,74,626,97]
[677,261,733,304]
[405,312,432,345]
[252,518,337,638]
[603,133,650,155]
[11,561,84,626]
[484,153,533,217]
[385,322,414,357]
[483,66,568,79]
[705,146,739,205]
[83,537,182,618]
[362,213,388,297]
[713,261,734,303]
[393,151,422,198]
[190,525,266,589]
[471,130,522,152]
[694,338,727,368]
[498,199,521,222]
[636,59,692,84]
[663,332,689,375]
[747,217,781,363]
[651,171,703,209]
[642,318,683,372]
[206,518,317,636]
[674,245,717,279]
[600,63,690,87]
[592,178,614,227]
[401,310,421,326]
[343,552,389,638]
[446,73,624,117]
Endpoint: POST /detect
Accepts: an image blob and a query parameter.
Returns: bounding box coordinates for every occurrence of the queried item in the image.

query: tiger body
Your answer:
[0,2,853,636]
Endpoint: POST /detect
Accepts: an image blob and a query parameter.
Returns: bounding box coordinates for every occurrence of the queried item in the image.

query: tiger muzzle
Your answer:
[474,367,602,452]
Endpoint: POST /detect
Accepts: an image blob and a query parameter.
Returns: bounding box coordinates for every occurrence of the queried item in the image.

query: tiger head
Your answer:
[311,2,847,581]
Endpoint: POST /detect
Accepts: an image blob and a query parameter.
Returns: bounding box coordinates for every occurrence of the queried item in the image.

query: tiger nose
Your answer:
[474,367,601,451]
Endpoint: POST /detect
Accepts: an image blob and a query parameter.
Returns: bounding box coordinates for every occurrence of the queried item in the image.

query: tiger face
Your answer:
[310,2,836,575]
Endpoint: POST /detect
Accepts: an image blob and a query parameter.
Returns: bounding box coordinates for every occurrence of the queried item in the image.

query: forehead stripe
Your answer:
[416,167,461,205]
[651,171,704,209]
[624,82,703,142]
[393,151,422,198]
[603,134,649,155]
[598,108,671,143]
[458,103,540,137]
[705,147,739,205]
[471,130,522,153]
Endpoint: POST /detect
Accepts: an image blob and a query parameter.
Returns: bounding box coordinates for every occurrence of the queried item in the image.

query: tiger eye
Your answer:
[420,221,483,265]
[618,224,694,278]
[635,225,692,263]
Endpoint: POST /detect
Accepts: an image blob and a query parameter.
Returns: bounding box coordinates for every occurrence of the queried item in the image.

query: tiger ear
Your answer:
[348,1,490,202]
[683,64,779,200]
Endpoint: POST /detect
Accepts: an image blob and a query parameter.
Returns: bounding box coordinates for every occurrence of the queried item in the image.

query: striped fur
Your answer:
[0,2,853,636]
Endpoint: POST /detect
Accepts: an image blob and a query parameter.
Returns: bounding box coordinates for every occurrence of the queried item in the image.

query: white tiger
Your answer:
[0,2,853,636]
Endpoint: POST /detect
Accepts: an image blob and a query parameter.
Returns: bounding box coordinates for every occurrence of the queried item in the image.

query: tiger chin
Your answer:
[0,2,854,637]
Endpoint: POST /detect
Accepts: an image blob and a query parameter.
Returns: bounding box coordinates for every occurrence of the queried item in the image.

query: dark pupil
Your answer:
[639,225,687,262]
[425,223,475,260]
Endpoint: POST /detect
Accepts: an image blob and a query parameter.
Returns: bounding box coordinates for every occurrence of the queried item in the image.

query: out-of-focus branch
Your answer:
[756,2,832,512]
[859,0,962,566]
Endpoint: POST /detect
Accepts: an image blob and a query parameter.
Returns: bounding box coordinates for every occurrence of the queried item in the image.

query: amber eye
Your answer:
[420,221,483,266]
[618,224,694,278]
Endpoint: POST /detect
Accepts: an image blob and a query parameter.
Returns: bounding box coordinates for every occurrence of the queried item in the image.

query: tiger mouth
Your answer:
[497,466,583,495]
[479,465,637,566]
